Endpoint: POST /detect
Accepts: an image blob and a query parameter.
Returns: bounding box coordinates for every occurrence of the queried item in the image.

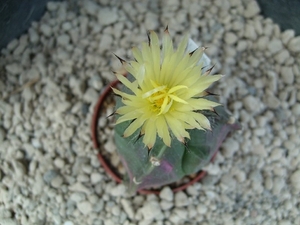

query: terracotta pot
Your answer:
[91,79,216,195]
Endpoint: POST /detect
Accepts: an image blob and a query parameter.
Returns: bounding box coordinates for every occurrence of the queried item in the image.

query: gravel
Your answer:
[0,0,299,224]
[159,186,174,201]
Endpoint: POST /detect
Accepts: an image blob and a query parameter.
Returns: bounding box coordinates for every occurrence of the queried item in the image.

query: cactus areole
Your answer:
[93,28,241,193]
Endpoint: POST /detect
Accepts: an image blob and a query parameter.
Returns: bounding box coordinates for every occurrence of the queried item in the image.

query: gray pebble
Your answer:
[290,170,300,191]
[54,158,65,169]
[83,88,99,103]
[43,170,59,184]
[63,221,74,225]
[236,40,248,51]
[232,20,244,31]
[81,103,90,115]
[220,173,236,189]
[57,34,70,46]
[89,75,103,91]
[90,155,100,168]
[249,170,263,183]
[292,104,300,116]
[88,194,99,205]
[29,29,39,44]
[70,192,86,203]
[40,24,52,37]
[264,94,281,109]
[93,200,104,213]
[90,173,103,184]
[272,177,285,195]
[159,186,173,201]
[197,204,207,214]
[77,174,89,183]
[68,182,91,195]
[174,192,189,207]
[244,1,260,18]
[244,23,257,40]
[60,127,74,141]
[5,63,22,75]
[280,66,294,84]
[82,164,93,174]
[99,34,113,51]
[111,205,121,216]
[201,175,219,186]
[62,22,72,31]
[84,0,99,16]
[222,139,239,158]
[281,29,295,45]
[256,36,269,50]
[0,218,18,225]
[267,39,283,54]
[104,139,116,153]
[274,49,290,64]
[0,128,5,142]
[186,185,198,196]
[47,2,59,11]
[109,184,126,197]
[287,36,300,53]
[203,163,220,175]
[121,199,135,219]
[160,200,173,211]
[72,157,89,175]
[6,39,19,51]
[270,148,283,161]
[77,201,93,215]
[97,8,118,26]
[243,95,263,114]
[51,175,63,188]
[144,12,159,30]
[13,40,26,55]
[140,201,164,221]
[224,32,238,45]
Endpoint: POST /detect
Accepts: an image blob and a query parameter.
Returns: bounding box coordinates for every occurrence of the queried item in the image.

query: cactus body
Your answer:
[114,92,241,191]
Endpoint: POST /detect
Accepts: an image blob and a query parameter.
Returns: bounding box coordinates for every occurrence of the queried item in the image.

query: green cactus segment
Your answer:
[114,115,186,191]
[182,130,210,175]
[182,103,241,175]
[113,84,241,191]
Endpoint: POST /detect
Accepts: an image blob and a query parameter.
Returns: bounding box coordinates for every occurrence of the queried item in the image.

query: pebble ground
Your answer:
[0,0,299,224]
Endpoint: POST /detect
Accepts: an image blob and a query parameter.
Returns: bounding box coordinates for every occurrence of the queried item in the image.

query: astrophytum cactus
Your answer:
[113,28,241,192]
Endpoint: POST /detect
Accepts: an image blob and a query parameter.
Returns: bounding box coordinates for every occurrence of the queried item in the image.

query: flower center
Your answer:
[142,82,188,115]
[150,88,171,114]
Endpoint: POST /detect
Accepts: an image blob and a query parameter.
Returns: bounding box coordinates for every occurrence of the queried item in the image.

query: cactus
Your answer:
[112,28,241,192]
[114,93,241,191]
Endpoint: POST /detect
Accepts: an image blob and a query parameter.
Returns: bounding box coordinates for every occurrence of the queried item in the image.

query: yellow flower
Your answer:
[113,29,223,149]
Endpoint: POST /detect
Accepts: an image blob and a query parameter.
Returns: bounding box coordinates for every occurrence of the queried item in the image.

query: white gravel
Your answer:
[0,0,300,224]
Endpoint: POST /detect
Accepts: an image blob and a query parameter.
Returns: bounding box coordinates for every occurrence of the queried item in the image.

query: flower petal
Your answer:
[169,94,187,104]
[191,112,212,130]
[123,116,148,137]
[187,98,220,111]
[168,85,188,93]
[165,114,190,142]
[116,74,138,93]
[116,112,140,124]
[142,120,157,148]
[156,116,171,147]
[132,46,143,63]
[112,88,135,100]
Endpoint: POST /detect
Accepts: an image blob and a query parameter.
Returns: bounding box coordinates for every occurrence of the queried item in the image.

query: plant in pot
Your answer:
[92,27,241,194]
